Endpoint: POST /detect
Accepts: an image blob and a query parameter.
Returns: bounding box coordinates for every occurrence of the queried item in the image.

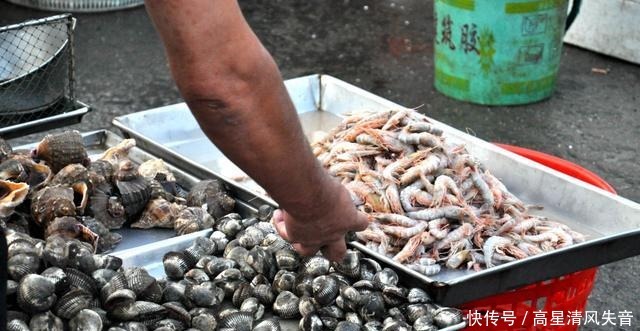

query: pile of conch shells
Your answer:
[4,204,464,331]
[0,131,236,253]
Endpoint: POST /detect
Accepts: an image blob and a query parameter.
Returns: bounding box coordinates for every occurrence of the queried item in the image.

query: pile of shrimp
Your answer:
[312,109,585,275]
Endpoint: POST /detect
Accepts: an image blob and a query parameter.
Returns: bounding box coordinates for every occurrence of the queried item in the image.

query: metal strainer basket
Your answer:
[5,0,143,12]
[0,14,76,127]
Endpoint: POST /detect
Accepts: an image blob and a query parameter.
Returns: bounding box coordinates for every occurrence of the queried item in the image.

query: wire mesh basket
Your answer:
[5,0,143,12]
[0,14,76,128]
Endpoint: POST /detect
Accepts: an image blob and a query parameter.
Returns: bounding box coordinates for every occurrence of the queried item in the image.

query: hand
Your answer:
[272,180,369,261]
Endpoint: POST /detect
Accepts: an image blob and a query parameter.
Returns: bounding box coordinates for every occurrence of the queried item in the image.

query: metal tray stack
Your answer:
[114,74,640,306]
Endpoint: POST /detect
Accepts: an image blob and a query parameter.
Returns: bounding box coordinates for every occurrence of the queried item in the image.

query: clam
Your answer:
[174,206,214,235]
[359,258,381,281]
[312,275,339,306]
[301,256,331,277]
[66,267,98,294]
[272,269,296,293]
[184,237,216,264]
[345,312,363,325]
[413,316,437,331]
[163,252,194,280]
[245,246,276,278]
[184,268,210,284]
[109,300,167,323]
[33,130,89,173]
[253,283,275,306]
[218,216,243,237]
[300,314,323,331]
[29,310,64,331]
[0,180,29,217]
[191,311,217,330]
[132,198,184,229]
[358,292,386,322]
[275,248,300,271]
[90,184,127,230]
[321,316,339,330]
[372,268,399,289]
[204,257,236,278]
[54,288,93,319]
[334,250,362,278]
[336,321,363,331]
[404,304,432,324]
[162,282,187,305]
[8,253,40,281]
[7,319,30,331]
[17,274,57,313]
[363,321,383,331]
[115,163,151,219]
[272,290,301,319]
[407,287,432,304]
[240,297,265,320]
[257,204,274,222]
[69,309,103,331]
[232,282,254,307]
[339,286,362,312]
[298,296,316,318]
[186,179,235,218]
[381,319,411,331]
[125,267,156,296]
[84,216,123,252]
[382,285,407,306]
[218,311,254,331]
[162,301,191,325]
[238,225,265,249]
[45,216,99,250]
[41,266,70,294]
[253,318,281,331]
[433,307,463,328]
[185,282,220,308]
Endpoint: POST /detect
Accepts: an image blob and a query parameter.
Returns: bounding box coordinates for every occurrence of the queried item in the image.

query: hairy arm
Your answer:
[144,0,367,260]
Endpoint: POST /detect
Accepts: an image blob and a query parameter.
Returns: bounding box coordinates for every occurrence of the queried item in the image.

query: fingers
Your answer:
[292,243,321,257]
[353,211,370,232]
[321,238,347,262]
[271,209,290,241]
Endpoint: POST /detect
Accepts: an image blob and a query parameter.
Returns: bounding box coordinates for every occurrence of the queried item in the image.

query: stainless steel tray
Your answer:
[113,227,467,331]
[113,74,640,306]
[0,99,90,139]
[16,129,256,252]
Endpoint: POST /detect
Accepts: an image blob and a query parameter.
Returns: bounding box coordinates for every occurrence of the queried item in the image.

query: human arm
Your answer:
[144,0,368,260]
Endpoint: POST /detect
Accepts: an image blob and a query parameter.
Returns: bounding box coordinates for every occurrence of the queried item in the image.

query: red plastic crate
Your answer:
[460,144,616,331]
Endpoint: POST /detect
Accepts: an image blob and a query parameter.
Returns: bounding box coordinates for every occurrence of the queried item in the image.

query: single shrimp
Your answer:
[371,213,419,227]
[399,154,442,186]
[405,121,443,136]
[393,234,423,263]
[421,231,437,247]
[523,231,559,243]
[431,175,464,207]
[397,131,442,148]
[385,183,404,215]
[380,222,429,239]
[381,109,410,131]
[328,162,359,176]
[435,223,474,250]
[399,181,424,212]
[407,263,441,276]
[517,242,543,256]
[482,236,512,268]
[445,249,471,269]
[470,169,495,211]
[511,218,539,234]
[406,205,476,223]
[382,150,429,183]
[428,218,450,239]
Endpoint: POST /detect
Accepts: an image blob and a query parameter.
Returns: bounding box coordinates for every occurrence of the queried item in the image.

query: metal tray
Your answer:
[113,227,467,331]
[16,129,256,252]
[0,99,91,139]
[113,74,640,306]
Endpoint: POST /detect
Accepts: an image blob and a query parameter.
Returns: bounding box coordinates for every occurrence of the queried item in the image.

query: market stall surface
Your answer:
[1,0,638,328]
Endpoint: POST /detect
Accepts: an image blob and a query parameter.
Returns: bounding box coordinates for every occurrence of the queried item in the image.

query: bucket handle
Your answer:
[565,0,581,31]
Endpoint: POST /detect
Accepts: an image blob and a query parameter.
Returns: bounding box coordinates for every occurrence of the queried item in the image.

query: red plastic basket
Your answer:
[460,144,617,331]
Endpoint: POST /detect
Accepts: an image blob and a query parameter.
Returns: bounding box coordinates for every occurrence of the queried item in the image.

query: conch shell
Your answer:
[0,180,29,217]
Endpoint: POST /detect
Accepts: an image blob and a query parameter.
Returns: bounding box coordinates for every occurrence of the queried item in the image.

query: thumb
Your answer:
[271,209,291,241]
[353,211,370,232]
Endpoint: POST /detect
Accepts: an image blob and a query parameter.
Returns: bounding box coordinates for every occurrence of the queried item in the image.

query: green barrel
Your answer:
[434,0,581,105]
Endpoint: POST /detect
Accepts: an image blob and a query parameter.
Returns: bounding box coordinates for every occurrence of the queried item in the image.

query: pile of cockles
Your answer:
[0,131,236,253]
[4,207,464,331]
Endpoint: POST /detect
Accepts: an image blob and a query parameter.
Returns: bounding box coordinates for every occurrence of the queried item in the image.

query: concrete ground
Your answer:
[1,1,638,329]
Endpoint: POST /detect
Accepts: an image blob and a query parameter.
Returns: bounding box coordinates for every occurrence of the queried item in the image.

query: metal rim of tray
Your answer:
[0,99,90,139]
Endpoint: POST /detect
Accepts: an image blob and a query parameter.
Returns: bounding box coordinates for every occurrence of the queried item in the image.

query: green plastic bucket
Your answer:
[434,0,581,105]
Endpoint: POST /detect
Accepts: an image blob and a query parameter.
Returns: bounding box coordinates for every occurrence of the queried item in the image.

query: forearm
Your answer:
[145,0,334,217]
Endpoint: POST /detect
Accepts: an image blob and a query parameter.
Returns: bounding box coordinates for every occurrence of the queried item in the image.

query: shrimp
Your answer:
[345,181,389,213]
[517,242,543,256]
[431,175,464,207]
[328,162,359,176]
[382,150,429,183]
[399,154,442,186]
[523,231,559,243]
[381,109,410,131]
[408,263,441,276]
[421,231,437,246]
[406,205,476,223]
[445,249,470,269]
[371,213,419,227]
[380,223,429,239]
[470,170,495,211]
[435,223,474,250]
[482,236,512,268]
[393,234,423,263]
[397,131,442,148]
[385,183,404,215]
[428,218,449,239]
[405,121,443,136]
[511,218,539,234]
